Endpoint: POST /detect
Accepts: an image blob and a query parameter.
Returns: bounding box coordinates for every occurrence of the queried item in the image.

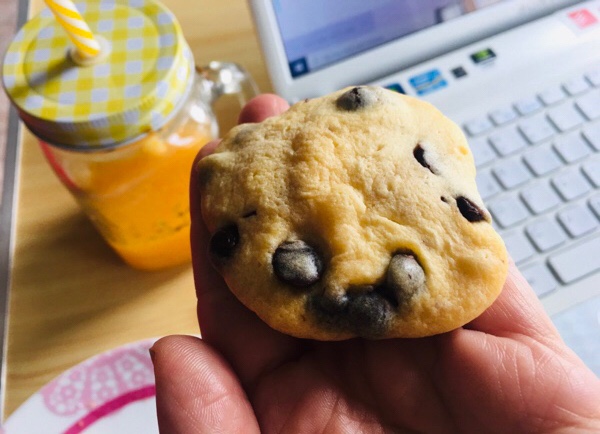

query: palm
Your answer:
[202,273,600,433]
[244,335,452,433]
[151,96,600,433]
[243,329,599,433]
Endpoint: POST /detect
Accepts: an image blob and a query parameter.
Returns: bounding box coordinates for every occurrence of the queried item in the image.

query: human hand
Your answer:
[151,94,600,433]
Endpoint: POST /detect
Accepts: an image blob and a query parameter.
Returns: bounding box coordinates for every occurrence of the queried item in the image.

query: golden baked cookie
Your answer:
[196,86,508,340]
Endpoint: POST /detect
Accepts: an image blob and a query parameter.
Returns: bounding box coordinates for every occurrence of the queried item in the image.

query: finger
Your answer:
[198,139,220,160]
[151,335,260,434]
[189,94,302,388]
[435,328,600,432]
[238,94,290,124]
[467,260,561,342]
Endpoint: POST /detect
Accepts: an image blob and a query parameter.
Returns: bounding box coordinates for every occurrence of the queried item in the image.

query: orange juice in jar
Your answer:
[3,0,257,269]
[40,126,210,269]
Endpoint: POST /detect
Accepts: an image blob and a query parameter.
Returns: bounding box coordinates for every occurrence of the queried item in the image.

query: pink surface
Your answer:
[40,341,154,417]
[64,386,156,434]
[4,339,159,433]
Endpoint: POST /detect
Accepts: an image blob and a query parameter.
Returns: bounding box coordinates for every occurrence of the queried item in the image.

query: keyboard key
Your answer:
[582,161,600,187]
[553,133,592,163]
[502,230,535,264]
[489,105,518,125]
[589,194,600,218]
[552,169,592,201]
[519,113,556,143]
[539,86,567,106]
[582,123,600,151]
[464,116,493,136]
[489,196,530,228]
[563,76,591,96]
[526,219,567,252]
[488,127,528,156]
[521,262,558,297]
[493,159,532,189]
[514,96,542,115]
[547,103,586,132]
[576,89,600,120]
[548,236,600,284]
[523,147,563,176]
[558,204,599,238]
[476,171,501,200]
[586,67,600,87]
[469,137,497,167]
[520,181,562,214]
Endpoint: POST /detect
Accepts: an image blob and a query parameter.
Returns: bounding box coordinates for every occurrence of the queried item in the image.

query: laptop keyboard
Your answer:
[463,66,600,301]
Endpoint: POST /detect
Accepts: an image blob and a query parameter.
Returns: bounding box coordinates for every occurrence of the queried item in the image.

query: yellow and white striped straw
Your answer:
[44,0,101,59]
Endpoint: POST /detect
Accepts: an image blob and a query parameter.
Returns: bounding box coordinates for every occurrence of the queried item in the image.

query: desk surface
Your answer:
[5,0,272,417]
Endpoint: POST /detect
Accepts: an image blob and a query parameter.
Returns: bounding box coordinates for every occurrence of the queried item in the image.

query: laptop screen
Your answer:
[273,0,512,78]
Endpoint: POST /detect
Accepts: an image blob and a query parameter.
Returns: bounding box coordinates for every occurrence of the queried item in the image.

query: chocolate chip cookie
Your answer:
[196,86,508,340]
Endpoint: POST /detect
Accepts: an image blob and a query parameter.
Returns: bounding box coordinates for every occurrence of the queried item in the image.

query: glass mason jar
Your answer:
[39,62,257,269]
[2,1,257,270]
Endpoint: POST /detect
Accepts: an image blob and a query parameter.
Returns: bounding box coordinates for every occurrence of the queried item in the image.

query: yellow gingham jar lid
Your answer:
[2,0,193,149]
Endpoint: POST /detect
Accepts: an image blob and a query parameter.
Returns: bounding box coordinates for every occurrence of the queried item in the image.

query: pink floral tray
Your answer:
[4,339,159,433]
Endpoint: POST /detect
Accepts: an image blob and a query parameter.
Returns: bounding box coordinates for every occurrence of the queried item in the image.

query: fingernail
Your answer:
[149,346,156,364]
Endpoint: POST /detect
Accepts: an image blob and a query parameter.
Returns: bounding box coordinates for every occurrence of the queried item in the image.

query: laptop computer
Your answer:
[249,0,600,374]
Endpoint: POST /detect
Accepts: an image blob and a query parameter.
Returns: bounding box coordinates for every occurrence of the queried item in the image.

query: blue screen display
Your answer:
[272,0,507,77]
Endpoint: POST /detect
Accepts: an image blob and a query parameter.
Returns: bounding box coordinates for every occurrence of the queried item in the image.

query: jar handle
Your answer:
[196,61,259,109]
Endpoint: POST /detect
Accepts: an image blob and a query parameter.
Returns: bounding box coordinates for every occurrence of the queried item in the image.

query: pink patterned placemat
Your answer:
[4,339,159,434]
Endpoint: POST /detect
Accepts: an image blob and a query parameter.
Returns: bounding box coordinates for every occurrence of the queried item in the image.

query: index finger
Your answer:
[467,260,561,343]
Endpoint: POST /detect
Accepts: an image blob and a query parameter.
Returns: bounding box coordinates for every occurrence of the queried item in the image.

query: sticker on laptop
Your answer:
[408,69,447,96]
[560,7,599,34]
[568,8,598,29]
[384,83,406,94]
[470,48,496,66]
[451,66,468,79]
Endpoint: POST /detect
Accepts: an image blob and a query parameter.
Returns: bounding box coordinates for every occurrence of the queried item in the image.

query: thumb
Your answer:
[238,93,289,124]
[151,335,260,434]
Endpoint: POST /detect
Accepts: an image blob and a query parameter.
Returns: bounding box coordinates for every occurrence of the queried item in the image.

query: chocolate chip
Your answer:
[456,196,487,222]
[273,240,323,287]
[386,253,425,303]
[307,291,391,338]
[307,294,347,333]
[336,87,376,111]
[242,210,257,218]
[233,124,258,145]
[308,293,349,316]
[413,145,436,174]
[209,224,239,259]
[346,292,392,338]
